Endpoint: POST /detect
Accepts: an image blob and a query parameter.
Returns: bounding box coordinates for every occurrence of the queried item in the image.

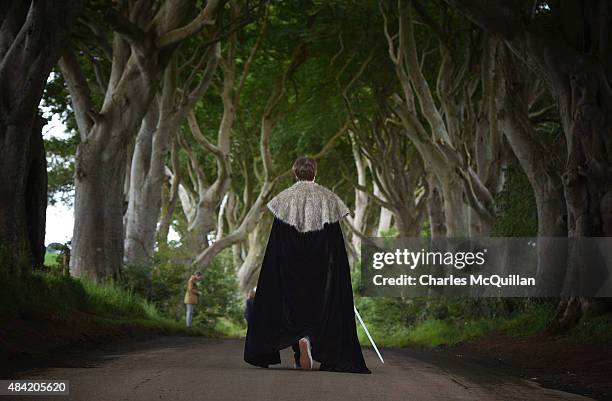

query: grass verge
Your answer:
[356,302,612,348]
[0,272,190,332]
[0,271,222,369]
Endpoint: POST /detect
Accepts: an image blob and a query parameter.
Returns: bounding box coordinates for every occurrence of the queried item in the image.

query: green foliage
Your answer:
[192,252,244,330]
[354,300,557,348]
[0,271,185,334]
[492,162,538,236]
[355,257,558,348]
[379,226,399,238]
[122,246,245,336]
[391,318,502,347]
[1,250,247,338]
[567,314,612,341]
[45,133,78,205]
[46,243,64,252]
[81,279,154,318]
[44,252,59,267]
[42,71,80,206]
[32,0,585,351]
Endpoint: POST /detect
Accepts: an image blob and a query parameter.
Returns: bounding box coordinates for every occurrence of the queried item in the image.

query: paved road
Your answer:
[9,337,592,401]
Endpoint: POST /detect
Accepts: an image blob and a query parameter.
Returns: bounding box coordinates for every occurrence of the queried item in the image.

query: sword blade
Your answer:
[354,305,384,364]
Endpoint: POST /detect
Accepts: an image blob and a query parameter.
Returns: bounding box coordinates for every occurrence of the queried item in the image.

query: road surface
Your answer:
[9,337,592,401]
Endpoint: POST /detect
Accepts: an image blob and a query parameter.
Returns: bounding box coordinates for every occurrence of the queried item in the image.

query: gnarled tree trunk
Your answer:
[374,186,394,236]
[124,44,221,266]
[123,100,163,267]
[62,0,221,280]
[446,0,612,326]
[0,1,80,276]
[157,148,181,250]
[425,173,446,238]
[496,45,568,294]
[237,213,272,294]
[349,131,368,252]
[172,11,268,254]
[381,2,499,238]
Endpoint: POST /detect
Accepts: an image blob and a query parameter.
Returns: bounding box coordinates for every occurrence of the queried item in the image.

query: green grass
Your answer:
[0,271,195,335]
[44,252,59,267]
[81,279,155,317]
[567,314,612,341]
[214,317,247,337]
[357,303,557,348]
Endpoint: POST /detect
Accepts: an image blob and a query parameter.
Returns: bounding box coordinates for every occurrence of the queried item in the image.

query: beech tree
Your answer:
[347,131,369,253]
[123,42,221,267]
[192,42,312,269]
[356,117,427,237]
[445,0,612,326]
[495,45,568,295]
[157,1,353,287]
[334,45,376,252]
[60,0,225,280]
[0,1,81,276]
[343,84,428,239]
[170,7,268,254]
[380,1,502,237]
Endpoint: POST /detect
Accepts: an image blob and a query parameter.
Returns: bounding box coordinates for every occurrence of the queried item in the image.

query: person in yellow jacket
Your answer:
[184,271,203,327]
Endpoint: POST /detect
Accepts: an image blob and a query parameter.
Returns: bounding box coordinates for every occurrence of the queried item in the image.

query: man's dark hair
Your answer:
[292,156,317,181]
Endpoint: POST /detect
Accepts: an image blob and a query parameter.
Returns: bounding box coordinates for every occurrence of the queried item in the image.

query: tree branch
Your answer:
[235,5,269,106]
[58,49,97,140]
[442,0,526,41]
[105,8,147,44]
[182,43,222,112]
[260,42,308,180]
[187,111,224,158]
[156,0,221,48]
[311,119,351,160]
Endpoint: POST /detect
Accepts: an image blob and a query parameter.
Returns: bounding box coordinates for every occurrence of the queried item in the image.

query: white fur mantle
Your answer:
[267,180,350,233]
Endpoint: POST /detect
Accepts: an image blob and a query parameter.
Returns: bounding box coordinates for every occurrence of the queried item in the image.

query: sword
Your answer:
[354,305,384,364]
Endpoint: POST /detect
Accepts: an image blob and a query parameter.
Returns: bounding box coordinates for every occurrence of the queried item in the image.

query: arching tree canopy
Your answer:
[1,0,609,329]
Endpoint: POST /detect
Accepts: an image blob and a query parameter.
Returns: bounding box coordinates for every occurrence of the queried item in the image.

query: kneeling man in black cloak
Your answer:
[244,156,371,374]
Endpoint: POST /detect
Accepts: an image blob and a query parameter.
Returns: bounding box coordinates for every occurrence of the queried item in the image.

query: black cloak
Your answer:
[244,180,370,374]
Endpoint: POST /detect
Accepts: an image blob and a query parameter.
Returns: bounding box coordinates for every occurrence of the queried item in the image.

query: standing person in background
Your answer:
[184,271,203,327]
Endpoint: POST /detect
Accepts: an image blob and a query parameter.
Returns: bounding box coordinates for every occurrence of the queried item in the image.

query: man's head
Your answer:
[193,271,203,281]
[292,156,316,181]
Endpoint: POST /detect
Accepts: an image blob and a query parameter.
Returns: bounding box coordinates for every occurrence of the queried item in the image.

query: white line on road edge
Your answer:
[354,306,384,364]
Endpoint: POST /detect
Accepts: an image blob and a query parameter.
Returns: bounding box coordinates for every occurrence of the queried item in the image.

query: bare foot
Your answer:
[299,337,313,370]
